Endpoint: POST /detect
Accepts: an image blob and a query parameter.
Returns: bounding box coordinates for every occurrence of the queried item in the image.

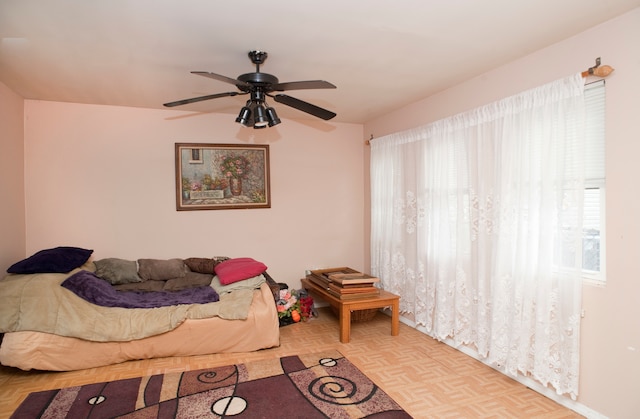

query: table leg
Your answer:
[391,299,399,336]
[339,304,351,343]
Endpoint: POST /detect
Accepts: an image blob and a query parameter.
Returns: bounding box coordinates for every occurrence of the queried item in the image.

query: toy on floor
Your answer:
[297,288,318,321]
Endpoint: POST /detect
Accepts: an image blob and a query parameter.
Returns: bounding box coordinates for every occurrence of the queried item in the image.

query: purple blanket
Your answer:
[61,270,219,308]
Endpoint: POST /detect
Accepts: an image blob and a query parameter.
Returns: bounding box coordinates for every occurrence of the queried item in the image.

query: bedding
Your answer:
[0,255,280,370]
[61,270,220,308]
[0,264,254,342]
[0,283,279,371]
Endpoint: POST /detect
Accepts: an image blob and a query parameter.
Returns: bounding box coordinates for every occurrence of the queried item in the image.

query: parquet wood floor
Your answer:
[0,308,583,418]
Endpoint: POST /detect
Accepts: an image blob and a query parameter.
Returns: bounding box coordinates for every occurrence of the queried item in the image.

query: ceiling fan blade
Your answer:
[271,80,336,91]
[191,71,250,88]
[273,94,336,120]
[163,91,240,107]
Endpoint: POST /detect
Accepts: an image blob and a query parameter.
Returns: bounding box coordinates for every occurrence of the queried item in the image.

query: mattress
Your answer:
[0,283,280,371]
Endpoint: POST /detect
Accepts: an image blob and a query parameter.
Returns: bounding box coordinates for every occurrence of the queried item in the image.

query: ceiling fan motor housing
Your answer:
[237,72,279,91]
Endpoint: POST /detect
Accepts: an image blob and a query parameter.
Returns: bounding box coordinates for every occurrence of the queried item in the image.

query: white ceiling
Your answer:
[1,0,638,125]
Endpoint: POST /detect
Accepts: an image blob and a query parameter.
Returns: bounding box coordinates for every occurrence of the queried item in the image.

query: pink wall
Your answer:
[364,8,640,419]
[0,82,26,272]
[21,101,365,287]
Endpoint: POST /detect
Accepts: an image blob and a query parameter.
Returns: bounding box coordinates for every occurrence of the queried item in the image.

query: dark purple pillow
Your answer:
[7,246,93,274]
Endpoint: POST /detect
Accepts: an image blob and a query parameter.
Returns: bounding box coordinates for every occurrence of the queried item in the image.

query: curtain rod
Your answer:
[367,58,614,145]
[582,57,614,78]
[365,134,378,146]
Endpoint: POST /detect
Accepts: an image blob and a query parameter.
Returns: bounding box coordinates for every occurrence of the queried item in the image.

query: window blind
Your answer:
[584,80,605,182]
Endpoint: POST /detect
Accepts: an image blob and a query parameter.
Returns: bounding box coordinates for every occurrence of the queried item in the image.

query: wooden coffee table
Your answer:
[301,277,400,343]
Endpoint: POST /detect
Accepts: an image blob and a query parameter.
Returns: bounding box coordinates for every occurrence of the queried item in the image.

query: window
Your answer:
[582,81,606,282]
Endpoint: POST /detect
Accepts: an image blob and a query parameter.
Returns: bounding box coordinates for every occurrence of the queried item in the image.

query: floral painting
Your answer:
[175,143,270,210]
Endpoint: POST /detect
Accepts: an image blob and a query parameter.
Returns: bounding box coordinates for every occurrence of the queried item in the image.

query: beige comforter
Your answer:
[0,264,258,342]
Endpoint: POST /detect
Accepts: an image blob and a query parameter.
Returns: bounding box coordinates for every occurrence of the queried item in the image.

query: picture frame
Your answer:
[175,143,271,210]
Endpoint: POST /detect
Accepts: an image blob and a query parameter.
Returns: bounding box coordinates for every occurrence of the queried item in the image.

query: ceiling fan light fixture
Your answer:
[253,103,269,128]
[235,106,252,127]
[265,106,281,127]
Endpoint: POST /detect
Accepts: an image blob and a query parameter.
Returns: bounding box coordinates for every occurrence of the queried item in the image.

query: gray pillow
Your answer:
[184,256,229,274]
[164,272,214,291]
[94,258,142,285]
[113,280,165,292]
[137,258,187,281]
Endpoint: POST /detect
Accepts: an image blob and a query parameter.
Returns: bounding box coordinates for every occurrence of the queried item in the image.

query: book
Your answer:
[327,272,370,279]
[311,267,360,279]
[326,288,380,300]
[327,272,380,285]
[330,280,379,289]
[338,282,378,289]
[328,283,379,295]
[321,270,349,278]
[307,274,331,290]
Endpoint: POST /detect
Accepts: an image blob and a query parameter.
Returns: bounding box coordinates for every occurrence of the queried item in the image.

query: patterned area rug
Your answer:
[11,350,412,418]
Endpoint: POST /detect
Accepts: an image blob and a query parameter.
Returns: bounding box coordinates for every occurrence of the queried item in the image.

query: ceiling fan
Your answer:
[163,51,337,129]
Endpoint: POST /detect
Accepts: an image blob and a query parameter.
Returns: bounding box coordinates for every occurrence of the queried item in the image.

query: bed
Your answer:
[0,248,280,371]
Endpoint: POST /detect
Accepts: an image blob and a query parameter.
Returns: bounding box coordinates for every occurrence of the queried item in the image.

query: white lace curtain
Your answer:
[370,73,586,398]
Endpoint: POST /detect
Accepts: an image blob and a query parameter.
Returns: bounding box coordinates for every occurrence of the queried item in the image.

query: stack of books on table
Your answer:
[308,268,380,300]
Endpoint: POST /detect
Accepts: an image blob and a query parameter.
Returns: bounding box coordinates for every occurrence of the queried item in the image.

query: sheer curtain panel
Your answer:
[370,73,587,398]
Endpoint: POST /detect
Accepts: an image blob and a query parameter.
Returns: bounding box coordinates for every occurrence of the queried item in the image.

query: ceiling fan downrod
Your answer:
[248,50,268,72]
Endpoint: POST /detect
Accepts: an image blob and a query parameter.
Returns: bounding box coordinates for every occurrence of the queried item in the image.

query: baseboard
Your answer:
[388,313,608,419]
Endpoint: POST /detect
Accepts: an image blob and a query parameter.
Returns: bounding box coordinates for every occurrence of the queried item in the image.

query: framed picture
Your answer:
[175,143,271,210]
